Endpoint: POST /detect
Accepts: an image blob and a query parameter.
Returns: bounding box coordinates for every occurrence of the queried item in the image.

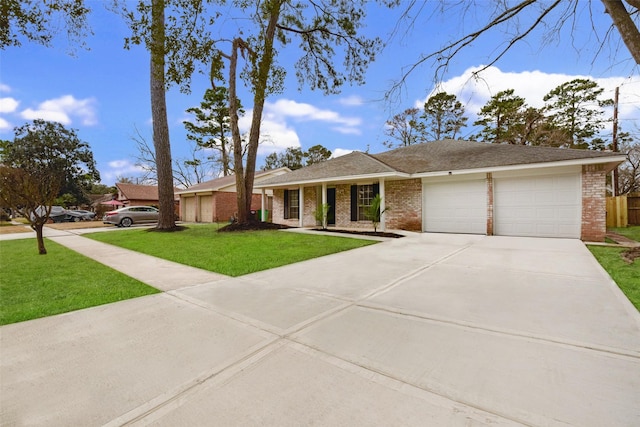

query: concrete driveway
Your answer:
[1,232,639,426]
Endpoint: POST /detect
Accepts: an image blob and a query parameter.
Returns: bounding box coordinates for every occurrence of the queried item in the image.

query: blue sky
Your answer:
[1,1,638,186]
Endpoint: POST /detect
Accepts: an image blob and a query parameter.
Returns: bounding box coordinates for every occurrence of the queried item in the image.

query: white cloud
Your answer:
[418,65,640,127]
[237,98,364,155]
[0,97,18,113]
[332,148,354,158]
[101,159,146,185]
[338,95,365,107]
[0,117,11,131]
[0,84,10,93]
[20,95,98,126]
[108,159,137,169]
[332,126,362,135]
[237,111,301,155]
[265,99,361,128]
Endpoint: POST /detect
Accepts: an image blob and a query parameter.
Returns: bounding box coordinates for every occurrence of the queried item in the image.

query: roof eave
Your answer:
[255,171,409,189]
[412,156,628,178]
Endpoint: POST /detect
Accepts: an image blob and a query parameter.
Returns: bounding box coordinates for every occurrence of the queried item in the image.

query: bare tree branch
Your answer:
[602,0,640,63]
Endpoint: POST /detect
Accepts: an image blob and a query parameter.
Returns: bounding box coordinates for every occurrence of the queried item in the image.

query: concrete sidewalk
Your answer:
[1,230,639,426]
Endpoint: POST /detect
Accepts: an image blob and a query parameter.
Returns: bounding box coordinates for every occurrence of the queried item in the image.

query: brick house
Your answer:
[255,140,626,241]
[115,183,180,206]
[177,168,290,223]
[115,182,181,217]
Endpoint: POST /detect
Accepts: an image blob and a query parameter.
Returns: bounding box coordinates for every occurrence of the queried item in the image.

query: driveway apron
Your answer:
[1,231,639,426]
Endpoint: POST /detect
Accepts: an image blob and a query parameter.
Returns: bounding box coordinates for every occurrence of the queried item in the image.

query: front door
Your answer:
[327,188,336,225]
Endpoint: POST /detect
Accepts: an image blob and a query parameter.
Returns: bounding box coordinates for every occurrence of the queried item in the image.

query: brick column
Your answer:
[486,172,494,236]
[581,165,607,242]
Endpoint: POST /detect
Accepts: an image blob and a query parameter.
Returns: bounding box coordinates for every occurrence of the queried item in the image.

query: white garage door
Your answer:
[423,179,487,234]
[494,174,581,238]
[199,195,213,222]
[183,197,196,222]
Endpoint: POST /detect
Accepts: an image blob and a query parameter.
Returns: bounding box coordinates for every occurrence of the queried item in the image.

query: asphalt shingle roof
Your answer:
[259,139,624,187]
[116,183,180,201]
[177,168,291,194]
[373,139,621,173]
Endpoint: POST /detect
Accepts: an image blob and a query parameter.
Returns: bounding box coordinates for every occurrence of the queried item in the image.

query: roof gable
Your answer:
[116,183,159,200]
[177,167,291,194]
[116,183,180,201]
[257,151,399,186]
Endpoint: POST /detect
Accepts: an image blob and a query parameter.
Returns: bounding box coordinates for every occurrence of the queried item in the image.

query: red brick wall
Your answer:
[334,184,375,230]
[213,192,237,222]
[303,186,318,226]
[272,188,303,227]
[581,165,607,242]
[386,179,422,231]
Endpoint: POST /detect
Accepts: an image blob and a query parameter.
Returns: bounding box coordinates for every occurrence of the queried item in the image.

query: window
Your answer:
[350,184,379,221]
[358,185,374,220]
[284,189,299,219]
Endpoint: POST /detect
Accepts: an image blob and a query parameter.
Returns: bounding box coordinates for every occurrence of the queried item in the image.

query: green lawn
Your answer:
[589,225,640,311]
[86,225,377,276]
[609,225,640,242]
[0,239,159,325]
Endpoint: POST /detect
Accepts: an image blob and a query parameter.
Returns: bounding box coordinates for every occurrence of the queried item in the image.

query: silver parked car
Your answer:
[30,205,68,223]
[103,206,159,227]
[68,209,97,221]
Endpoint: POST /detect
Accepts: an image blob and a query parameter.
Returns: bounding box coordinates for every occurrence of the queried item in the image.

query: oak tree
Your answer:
[1,0,91,50]
[0,120,99,254]
[389,1,640,96]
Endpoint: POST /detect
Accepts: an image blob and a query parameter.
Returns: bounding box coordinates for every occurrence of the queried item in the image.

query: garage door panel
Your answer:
[184,197,196,222]
[424,180,487,234]
[199,195,213,223]
[495,174,580,238]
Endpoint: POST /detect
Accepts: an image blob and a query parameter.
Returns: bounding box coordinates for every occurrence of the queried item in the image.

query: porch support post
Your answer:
[261,189,266,222]
[299,186,304,227]
[379,178,386,232]
[322,182,327,206]
[195,195,200,223]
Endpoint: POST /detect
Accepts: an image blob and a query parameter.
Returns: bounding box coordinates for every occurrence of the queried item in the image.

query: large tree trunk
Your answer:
[229,38,246,223]
[34,223,47,255]
[150,0,176,230]
[233,0,283,223]
[602,0,640,64]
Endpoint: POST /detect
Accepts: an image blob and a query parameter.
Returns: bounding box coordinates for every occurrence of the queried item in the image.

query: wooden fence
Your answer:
[629,196,640,225]
[606,196,628,228]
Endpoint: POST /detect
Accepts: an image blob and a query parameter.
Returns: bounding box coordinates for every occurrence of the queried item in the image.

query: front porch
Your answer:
[261,179,423,232]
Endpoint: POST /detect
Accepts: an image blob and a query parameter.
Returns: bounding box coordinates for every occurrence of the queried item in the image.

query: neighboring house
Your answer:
[115,182,180,216]
[115,183,180,206]
[256,140,626,242]
[176,168,290,223]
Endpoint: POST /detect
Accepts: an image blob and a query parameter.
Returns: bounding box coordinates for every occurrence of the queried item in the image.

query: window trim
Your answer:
[284,189,299,219]
[350,183,379,222]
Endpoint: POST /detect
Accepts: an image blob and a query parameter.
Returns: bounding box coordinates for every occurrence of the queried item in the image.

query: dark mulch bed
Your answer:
[216,221,403,238]
[146,225,189,233]
[218,221,292,232]
[311,228,404,238]
[621,247,640,264]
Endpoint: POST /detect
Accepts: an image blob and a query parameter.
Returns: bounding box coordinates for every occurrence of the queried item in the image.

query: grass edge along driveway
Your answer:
[0,238,159,325]
[85,226,377,277]
[588,226,640,312]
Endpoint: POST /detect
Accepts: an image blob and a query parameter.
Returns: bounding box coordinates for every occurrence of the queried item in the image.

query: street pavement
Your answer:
[1,228,639,426]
